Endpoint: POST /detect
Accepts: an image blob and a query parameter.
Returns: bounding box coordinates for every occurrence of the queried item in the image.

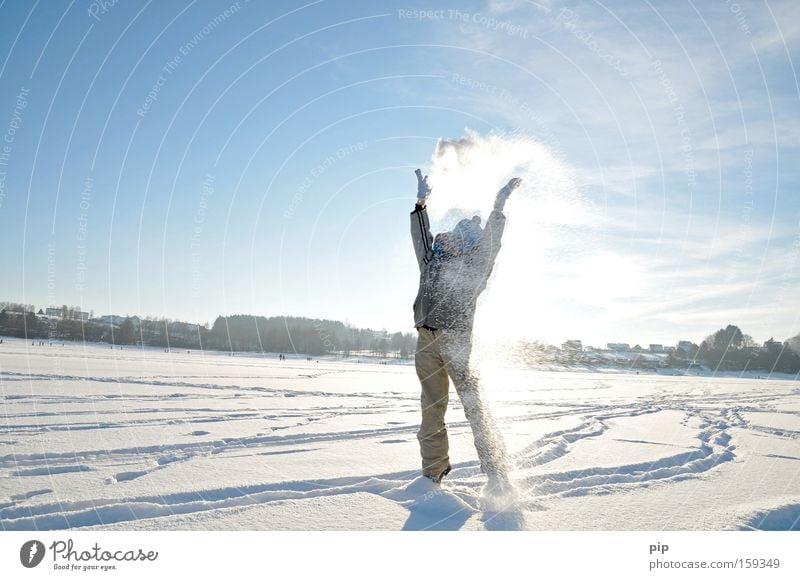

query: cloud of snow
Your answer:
[425,130,598,346]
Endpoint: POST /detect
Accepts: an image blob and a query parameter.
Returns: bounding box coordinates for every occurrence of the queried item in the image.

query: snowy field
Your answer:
[1,336,799,531]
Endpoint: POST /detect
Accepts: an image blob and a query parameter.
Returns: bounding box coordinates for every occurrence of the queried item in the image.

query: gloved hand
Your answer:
[495,177,522,210]
[415,169,431,205]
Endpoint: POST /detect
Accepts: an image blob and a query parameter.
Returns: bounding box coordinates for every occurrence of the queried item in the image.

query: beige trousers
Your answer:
[415,327,509,480]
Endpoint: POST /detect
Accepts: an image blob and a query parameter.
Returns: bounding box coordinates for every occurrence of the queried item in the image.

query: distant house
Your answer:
[45,307,62,318]
[561,339,583,352]
[763,338,784,352]
[71,310,89,321]
[631,344,643,353]
[649,344,664,353]
[676,340,698,354]
[607,343,630,352]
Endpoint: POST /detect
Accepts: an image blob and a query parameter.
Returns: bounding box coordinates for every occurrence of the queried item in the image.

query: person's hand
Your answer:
[495,177,521,210]
[506,177,522,192]
[415,169,431,204]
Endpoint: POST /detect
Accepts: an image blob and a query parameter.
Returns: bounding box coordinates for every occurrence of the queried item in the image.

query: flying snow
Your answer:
[424,130,597,345]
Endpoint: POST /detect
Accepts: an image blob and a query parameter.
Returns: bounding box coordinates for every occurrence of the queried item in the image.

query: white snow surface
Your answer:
[1,337,799,531]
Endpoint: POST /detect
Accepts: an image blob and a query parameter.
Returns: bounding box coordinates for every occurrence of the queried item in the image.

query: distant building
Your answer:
[631,344,643,353]
[763,338,784,352]
[45,307,62,317]
[607,343,630,352]
[676,340,697,354]
[561,340,583,352]
[71,310,89,321]
[649,344,664,353]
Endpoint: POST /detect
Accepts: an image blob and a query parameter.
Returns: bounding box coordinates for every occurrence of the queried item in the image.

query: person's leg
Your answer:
[415,327,452,480]
[440,331,510,483]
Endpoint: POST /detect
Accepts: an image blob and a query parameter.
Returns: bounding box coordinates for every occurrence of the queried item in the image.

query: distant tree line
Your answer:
[0,303,41,338]
[513,323,800,374]
[4,302,799,371]
[692,324,800,373]
[207,315,416,357]
[0,302,417,358]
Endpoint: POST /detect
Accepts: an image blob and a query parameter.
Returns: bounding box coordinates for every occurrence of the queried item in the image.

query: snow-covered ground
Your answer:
[1,336,798,531]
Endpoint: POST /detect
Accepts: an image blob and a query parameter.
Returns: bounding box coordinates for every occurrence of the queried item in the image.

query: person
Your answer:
[410,168,521,490]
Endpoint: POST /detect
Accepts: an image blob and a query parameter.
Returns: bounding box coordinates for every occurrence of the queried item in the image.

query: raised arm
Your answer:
[410,169,434,272]
[479,177,522,268]
[495,177,521,212]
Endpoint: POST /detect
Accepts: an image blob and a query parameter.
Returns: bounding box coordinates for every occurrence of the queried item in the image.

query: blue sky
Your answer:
[0,0,797,347]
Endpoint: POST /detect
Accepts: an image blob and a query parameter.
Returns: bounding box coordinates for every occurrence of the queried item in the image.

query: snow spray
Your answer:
[425,130,597,358]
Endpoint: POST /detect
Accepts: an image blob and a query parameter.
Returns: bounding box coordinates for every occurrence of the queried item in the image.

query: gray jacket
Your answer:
[411,205,506,332]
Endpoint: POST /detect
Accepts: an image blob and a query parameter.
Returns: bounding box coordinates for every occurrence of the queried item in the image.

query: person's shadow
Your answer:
[402,497,474,531]
[481,508,527,531]
[400,477,475,531]
[402,492,530,530]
